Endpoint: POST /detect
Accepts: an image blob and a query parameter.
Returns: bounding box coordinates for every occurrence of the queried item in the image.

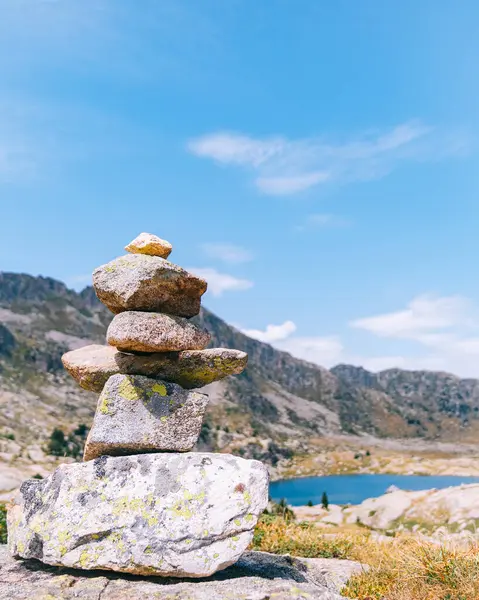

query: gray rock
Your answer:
[83,374,209,460]
[8,453,270,578]
[0,545,354,599]
[93,254,207,317]
[62,344,248,392]
[107,311,211,353]
[124,232,173,258]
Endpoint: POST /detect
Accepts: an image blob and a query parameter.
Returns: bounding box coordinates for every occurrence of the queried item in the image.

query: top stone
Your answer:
[93,254,207,317]
[125,232,172,259]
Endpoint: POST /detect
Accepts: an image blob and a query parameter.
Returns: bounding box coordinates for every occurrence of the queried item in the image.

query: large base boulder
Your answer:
[0,546,358,599]
[8,453,269,577]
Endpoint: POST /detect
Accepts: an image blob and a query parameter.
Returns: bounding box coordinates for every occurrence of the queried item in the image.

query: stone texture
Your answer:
[83,374,209,460]
[62,344,248,392]
[8,453,270,578]
[107,311,211,353]
[0,546,357,599]
[93,254,207,317]
[125,232,173,258]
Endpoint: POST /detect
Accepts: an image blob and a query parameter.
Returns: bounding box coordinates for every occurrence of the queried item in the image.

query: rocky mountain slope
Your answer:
[1,271,479,466]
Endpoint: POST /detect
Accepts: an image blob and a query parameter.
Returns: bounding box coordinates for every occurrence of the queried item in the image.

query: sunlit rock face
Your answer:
[8,453,269,577]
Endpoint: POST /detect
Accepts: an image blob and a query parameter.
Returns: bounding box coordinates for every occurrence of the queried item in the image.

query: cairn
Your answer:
[8,233,269,577]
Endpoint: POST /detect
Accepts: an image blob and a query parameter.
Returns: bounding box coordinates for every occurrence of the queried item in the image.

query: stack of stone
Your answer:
[8,233,269,578]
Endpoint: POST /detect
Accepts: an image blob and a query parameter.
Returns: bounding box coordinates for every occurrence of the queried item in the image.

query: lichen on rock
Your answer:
[8,453,269,577]
[83,374,209,460]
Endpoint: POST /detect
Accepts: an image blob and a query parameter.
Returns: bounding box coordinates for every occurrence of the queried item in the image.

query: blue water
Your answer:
[269,474,479,506]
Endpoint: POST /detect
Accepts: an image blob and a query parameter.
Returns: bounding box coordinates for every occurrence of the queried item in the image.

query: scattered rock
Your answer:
[0,545,356,599]
[62,344,248,392]
[125,232,173,258]
[93,254,207,317]
[8,452,269,578]
[83,374,209,460]
[107,311,211,353]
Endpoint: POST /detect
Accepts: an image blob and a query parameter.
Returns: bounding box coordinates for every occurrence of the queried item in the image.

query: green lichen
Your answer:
[99,392,110,415]
[234,519,241,526]
[152,383,168,396]
[79,550,90,568]
[118,377,142,401]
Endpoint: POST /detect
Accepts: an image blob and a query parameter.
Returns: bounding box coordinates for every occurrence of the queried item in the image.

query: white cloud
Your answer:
[276,335,344,367]
[187,267,253,297]
[187,133,285,167]
[296,213,351,231]
[241,319,343,366]
[349,294,479,377]
[188,122,467,196]
[243,320,297,343]
[350,294,471,339]
[239,296,479,378]
[255,171,329,195]
[200,243,253,264]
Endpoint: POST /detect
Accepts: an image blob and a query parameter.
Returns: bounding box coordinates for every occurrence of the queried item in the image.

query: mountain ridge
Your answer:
[1,271,479,462]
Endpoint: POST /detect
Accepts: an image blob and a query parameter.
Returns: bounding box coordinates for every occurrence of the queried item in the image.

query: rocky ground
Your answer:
[0,546,363,600]
[294,482,479,542]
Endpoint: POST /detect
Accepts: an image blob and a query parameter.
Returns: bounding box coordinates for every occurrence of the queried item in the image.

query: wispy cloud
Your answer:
[296,213,352,231]
[350,294,479,377]
[187,267,253,297]
[241,319,343,366]
[200,243,253,264]
[242,320,297,343]
[188,122,468,196]
[350,295,472,340]
[256,172,329,195]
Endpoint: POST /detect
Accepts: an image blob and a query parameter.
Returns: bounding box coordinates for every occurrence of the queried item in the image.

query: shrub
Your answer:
[321,491,329,510]
[46,425,88,459]
[0,503,6,544]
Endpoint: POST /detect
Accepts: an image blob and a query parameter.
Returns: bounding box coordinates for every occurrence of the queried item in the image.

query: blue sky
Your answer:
[1,0,479,376]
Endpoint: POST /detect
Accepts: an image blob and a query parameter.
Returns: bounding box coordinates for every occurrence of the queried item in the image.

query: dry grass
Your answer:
[250,514,479,600]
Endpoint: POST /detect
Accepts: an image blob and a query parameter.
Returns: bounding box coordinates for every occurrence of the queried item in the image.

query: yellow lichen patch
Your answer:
[118,377,142,401]
[152,383,168,396]
[108,531,126,552]
[245,514,254,522]
[99,392,110,415]
[79,550,90,568]
[243,490,252,504]
[160,416,168,423]
[232,536,240,542]
[17,541,25,553]
[234,519,241,526]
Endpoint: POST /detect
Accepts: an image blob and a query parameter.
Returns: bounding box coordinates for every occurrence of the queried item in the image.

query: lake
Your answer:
[269,474,479,506]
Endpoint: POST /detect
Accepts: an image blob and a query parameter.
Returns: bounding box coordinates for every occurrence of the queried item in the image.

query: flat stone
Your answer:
[0,546,352,599]
[8,453,270,578]
[107,311,211,353]
[62,344,248,392]
[93,254,207,317]
[125,232,172,259]
[83,374,209,460]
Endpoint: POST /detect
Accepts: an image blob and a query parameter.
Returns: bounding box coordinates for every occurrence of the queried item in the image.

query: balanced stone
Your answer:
[93,254,207,317]
[8,453,269,577]
[62,345,248,392]
[83,374,209,460]
[107,311,211,353]
[125,232,172,259]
